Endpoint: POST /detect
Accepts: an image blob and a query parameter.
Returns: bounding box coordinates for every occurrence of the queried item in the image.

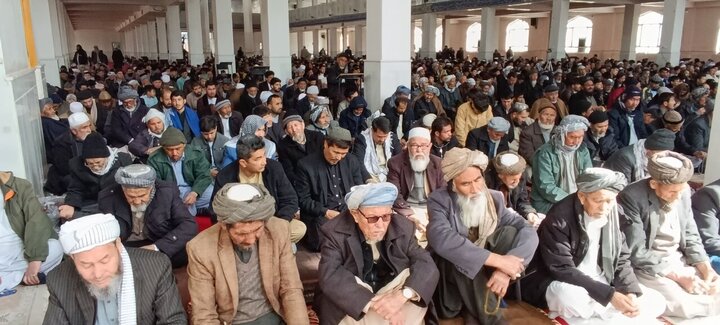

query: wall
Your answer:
[231,29,264,55]
[73,30,123,55]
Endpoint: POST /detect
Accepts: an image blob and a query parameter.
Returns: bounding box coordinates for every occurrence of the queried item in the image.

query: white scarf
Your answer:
[118,245,136,325]
[361,129,393,182]
[91,148,119,176]
[632,139,648,181]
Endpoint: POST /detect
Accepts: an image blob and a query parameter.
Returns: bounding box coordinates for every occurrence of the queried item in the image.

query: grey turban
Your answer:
[647,151,693,184]
[115,164,156,188]
[345,182,398,210]
[554,114,590,135]
[117,86,138,101]
[576,167,627,193]
[240,115,267,137]
[212,183,276,223]
[493,152,526,175]
[441,147,489,182]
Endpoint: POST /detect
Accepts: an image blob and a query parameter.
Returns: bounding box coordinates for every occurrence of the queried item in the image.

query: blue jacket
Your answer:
[608,101,648,148]
[167,106,201,138]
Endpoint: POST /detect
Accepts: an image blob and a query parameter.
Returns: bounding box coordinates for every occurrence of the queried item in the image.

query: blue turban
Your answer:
[345,182,398,209]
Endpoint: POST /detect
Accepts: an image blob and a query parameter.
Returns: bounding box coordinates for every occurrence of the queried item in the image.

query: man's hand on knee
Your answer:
[487,270,510,298]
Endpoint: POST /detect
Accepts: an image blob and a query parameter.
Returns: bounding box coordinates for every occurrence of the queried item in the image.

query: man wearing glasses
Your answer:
[315,182,439,325]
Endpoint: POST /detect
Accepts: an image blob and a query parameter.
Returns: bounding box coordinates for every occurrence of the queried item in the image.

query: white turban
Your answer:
[143,109,166,124]
[58,213,120,255]
[408,127,431,140]
[69,101,84,113]
[260,91,273,104]
[68,112,90,128]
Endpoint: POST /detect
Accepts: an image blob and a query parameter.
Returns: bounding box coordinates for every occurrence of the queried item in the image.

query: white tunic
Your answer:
[0,198,27,291]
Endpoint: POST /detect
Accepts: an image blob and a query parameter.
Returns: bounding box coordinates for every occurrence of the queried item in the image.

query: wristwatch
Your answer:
[401,287,414,300]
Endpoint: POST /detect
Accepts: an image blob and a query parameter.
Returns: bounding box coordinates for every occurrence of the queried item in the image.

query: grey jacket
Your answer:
[189,133,230,168]
[603,144,642,183]
[426,188,539,279]
[692,178,720,256]
[618,179,708,276]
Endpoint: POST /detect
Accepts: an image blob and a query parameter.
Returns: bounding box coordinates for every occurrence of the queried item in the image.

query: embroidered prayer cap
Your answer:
[493,152,526,175]
[115,164,156,188]
[345,182,398,210]
[58,213,120,255]
[647,151,693,184]
[212,183,276,224]
[306,85,320,95]
[142,109,166,124]
[282,115,303,129]
[576,167,627,194]
[68,112,90,128]
[441,147,489,182]
[69,101,84,113]
[408,127,431,141]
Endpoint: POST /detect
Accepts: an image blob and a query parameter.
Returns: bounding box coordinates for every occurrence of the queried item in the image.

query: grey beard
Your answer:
[410,154,430,172]
[292,133,306,144]
[85,273,122,301]
[455,192,487,228]
[539,122,554,130]
[130,203,148,214]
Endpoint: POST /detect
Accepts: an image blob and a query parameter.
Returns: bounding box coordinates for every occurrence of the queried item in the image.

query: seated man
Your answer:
[531,115,592,214]
[107,86,150,148]
[99,165,197,268]
[58,132,133,219]
[39,97,68,164]
[214,135,306,242]
[222,115,277,167]
[277,115,325,185]
[187,184,309,324]
[296,127,368,252]
[526,168,665,322]
[466,116,511,159]
[427,148,538,324]
[45,213,186,324]
[148,127,213,216]
[315,183,439,324]
[166,90,201,143]
[45,112,93,195]
[352,116,402,182]
[485,152,541,227]
[430,116,459,159]
[693,178,720,273]
[519,99,557,167]
[619,151,720,319]
[190,116,230,177]
[387,127,445,238]
[584,110,619,167]
[604,128,676,183]
[0,171,62,293]
[128,108,166,163]
[214,99,243,139]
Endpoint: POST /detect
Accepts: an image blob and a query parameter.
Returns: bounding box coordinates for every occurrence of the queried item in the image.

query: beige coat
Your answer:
[187,218,309,325]
[454,101,494,147]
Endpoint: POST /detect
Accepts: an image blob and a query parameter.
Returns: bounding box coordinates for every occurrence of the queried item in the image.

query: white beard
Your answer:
[456,192,487,228]
[85,272,122,300]
[539,122,555,130]
[410,154,430,172]
[292,133,306,144]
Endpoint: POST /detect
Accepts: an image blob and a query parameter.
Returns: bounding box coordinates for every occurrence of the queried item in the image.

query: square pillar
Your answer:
[186,0,204,65]
[354,25,364,57]
[242,0,254,56]
[619,4,640,61]
[327,27,338,56]
[214,0,235,72]
[479,7,498,61]
[30,0,62,86]
[312,29,320,57]
[200,0,211,57]
[548,0,569,60]
[420,13,436,59]
[705,93,720,183]
[147,20,159,60]
[156,17,169,60]
[297,30,305,57]
[167,5,183,62]
[364,0,411,111]
[658,0,686,66]
[261,0,291,83]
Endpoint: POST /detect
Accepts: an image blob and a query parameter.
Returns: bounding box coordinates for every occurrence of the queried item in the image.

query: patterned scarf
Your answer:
[118,245,136,325]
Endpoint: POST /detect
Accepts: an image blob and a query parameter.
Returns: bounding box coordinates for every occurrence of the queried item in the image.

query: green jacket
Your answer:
[1,172,57,262]
[530,142,592,214]
[147,147,212,196]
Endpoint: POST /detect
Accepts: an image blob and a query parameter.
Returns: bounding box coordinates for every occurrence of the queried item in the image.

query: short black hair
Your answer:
[264,70,275,78]
[372,116,391,133]
[431,116,453,136]
[170,90,185,99]
[143,84,155,92]
[270,77,281,85]
[325,137,351,149]
[200,115,218,132]
[344,88,357,99]
[252,105,270,117]
[267,94,282,104]
[657,92,675,105]
[236,135,265,161]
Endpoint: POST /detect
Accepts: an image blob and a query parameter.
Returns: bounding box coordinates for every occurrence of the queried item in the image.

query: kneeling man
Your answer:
[315,182,439,324]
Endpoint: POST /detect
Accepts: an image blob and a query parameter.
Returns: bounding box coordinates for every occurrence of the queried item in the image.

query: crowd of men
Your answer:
[1,43,718,324]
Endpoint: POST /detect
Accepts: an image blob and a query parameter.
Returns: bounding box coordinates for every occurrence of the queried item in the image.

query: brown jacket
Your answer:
[186,218,309,325]
[518,122,554,166]
[387,151,445,216]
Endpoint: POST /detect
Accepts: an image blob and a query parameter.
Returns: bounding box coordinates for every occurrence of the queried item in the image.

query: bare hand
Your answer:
[210,168,219,177]
[58,205,75,219]
[23,261,42,285]
[140,244,157,251]
[388,310,405,325]
[610,292,639,317]
[486,253,525,279]
[694,151,708,159]
[487,270,510,298]
[370,291,407,320]
[669,272,696,293]
[407,215,427,233]
[183,191,198,206]
[527,213,543,227]
[325,209,340,219]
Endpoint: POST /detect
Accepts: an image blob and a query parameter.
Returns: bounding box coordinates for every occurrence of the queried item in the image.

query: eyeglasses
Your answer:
[356,209,392,224]
[408,144,430,150]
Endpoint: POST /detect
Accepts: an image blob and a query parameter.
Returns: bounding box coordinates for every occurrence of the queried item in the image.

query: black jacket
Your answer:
[128,128,161,163]
[484,167,535,219]
[235,93,261,119]
[277,129,325,185]
[108,104,150,147]
[64,152,133,209]
[608,101,648,148]
[430,137,459,159]
[521,193,641,308]
[215,111,244,138]
[381,105,414,140]
[296,152,366,251]
[45,131,85,195]
[583,129,619,167]
[465,126,510,159]
[196,94,226,118]
[213,159,298,221]
[42,117,69,163]
[98,181,197,259]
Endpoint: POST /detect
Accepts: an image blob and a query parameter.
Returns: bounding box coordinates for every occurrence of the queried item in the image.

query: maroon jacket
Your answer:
[386,150,445,216]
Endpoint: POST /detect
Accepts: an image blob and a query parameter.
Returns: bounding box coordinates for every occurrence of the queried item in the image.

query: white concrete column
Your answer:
[706,92,720,183]
[156,17,168,60]
[354,25,364,56]
[242,0,254,56]
[297,31,305,57]
[312,29,320,57]
[200,0,211,57]
[167,5,182,62]
[124,31,133,58]
[30,0,62,86]
[548,0,569,60]
[186,0,204,65]
[619,4,640,61]
[133,27,141,58]
[479,7,498,61]
[147,20,159,60]
[260,0,291,82]
[364,0,411,111]
[420,13,436,59]
[658,0,685,66]
[214,0,235,70]
[327,27,338,56]
[56,1,71,63]
[140,23,151,59]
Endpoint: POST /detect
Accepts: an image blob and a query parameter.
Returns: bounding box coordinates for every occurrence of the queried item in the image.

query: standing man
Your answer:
[187,184,309,324]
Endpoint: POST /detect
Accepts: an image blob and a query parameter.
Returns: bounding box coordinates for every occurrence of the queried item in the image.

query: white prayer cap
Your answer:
[161,74,171,83]
[143,109,166,124]
[422,114,437,128]
[259,91,273,104]
[68,112,90,128]
[69,101,84,113]
[227,183,261,201]
[58,213,120,255]
[408,127,431,141]
[306,85,320,95]
[235,83,245,90]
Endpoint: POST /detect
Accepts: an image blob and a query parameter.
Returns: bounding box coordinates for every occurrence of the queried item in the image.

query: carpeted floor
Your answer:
[0,285,49,325]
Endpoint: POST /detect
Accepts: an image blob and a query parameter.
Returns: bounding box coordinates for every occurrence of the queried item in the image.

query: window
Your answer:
[414,26,422,53]
[436,26,443,52]
[466,22,482,52]
[636,11,663,54]
[505,19,529,52]
[565,16,592,53]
